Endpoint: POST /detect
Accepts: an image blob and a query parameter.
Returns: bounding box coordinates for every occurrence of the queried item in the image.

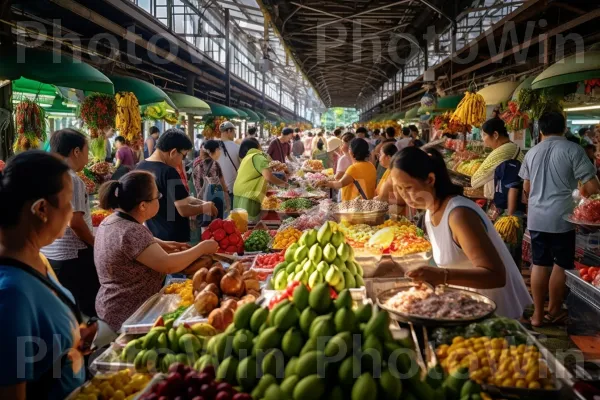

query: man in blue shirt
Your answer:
[519,112,600,327]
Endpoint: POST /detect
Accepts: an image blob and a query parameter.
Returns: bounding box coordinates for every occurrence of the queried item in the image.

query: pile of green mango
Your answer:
[272,221,365,292]
[202,282,424,400]
[120,320,218,373]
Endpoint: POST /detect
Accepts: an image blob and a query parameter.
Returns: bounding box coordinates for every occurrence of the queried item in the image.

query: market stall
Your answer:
[69,205,583,400]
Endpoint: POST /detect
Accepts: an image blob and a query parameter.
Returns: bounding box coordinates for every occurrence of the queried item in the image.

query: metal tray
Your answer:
[564,214,600,228]
[90,342,133,373]
[565,269,600,313]
[121,278,189,334]
[376,281,496,326]
[332,210,388,226]
[423,322,576,400]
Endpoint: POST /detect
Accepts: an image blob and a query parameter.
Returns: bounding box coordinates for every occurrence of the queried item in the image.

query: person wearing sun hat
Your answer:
[326,135,343,174]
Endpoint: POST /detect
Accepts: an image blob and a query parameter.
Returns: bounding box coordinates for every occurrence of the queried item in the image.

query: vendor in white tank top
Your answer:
[390,147,532,319]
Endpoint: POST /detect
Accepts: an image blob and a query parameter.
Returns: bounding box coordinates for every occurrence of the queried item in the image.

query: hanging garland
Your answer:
[516,89,563,120]
[201,115,226,139]
[79,93,117,139]
[115,92,143,150]
[13,99,46,153]
[500,101,529,131]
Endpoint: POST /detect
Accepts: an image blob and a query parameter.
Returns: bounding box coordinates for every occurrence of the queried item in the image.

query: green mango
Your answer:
[217,356,239,385]
[306,229,318,247]
[286,261,298,275]
[355,304,373,323]
[380,369,403,400]
[317,222,333,246]
[316,261,329,275]
[348,245,355,261]
[294,374,325,400]
[293,270,309,285]
[295,262,304,274]
[332,256,346,271]
[308,283,332,314]
[299,308,318,336]
[167,329,179,353]
[334,289,353,310]
[236,355,259,391]
[325,266,342,286]
[334,307,356,333]
[294,245,309,262]
[323,243,337,263]
[285,243,299,262]
[354,261,363,276]
[308,270,324,288]
[299,231,310,246]
[352,373,378,400]
[273,262,288,276]
[293,284,310,309]
[364,310,390,339]
[308,243,323,263]
[355,274,365,287]
[274,270,289,290]
[280,375,300,397]
[345,260,357,275]
[251,374,277,400]
[333,274,346,293]
[337,242,350,262]
[331,231,345,247]
[344,271,357,289]
[250,307,269,334]
[302,259,316,275]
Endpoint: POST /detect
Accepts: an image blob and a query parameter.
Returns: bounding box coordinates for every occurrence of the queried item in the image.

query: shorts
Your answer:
[529,230,576,269]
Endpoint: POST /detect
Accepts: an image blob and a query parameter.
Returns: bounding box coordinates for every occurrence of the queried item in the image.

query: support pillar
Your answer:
[225,8,231,106]
[399,68,404,111]
[279,81,283,117]
[0,0,15,160]
[186,74,196,161]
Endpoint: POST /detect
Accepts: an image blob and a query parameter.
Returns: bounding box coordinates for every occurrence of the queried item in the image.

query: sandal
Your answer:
[548,310,570,326]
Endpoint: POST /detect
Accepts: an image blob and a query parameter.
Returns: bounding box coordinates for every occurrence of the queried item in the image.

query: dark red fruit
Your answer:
[216,382,233,394]
[216,392,232,400]
[168,363,184,374]
[232,394,252,400]
[201,365,216,379]
[200,383,216,399]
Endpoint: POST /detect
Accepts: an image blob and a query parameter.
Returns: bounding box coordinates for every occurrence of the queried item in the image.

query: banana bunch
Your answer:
[115,92,142,144]
[494,216,520,244]
[451,91,487,127]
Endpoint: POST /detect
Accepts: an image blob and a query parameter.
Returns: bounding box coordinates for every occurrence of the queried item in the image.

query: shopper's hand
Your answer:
[78,321,98,355]
[406,266,446,287]
[198,239,219,254]
[160,241,190,253]
[203,202,218,216]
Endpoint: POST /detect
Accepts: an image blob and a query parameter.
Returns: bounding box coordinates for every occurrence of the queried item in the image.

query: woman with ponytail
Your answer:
[391,147,531,319]
[94,171,218,331]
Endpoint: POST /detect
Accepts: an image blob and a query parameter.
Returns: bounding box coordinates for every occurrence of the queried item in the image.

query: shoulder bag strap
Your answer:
[353,180,368,199]
[220,141,238,172]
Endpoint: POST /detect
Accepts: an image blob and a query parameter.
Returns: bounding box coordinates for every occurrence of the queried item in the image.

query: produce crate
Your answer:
[566,270,600,314]
[121,292,189,334]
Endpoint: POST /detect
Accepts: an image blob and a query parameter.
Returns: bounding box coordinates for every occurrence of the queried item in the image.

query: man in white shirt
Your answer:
[396,127,414,150]
[217,121,241,205]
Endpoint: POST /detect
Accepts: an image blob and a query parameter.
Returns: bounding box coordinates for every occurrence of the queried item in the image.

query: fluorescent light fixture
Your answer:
[568,119,600,124]
[565,105,600,112]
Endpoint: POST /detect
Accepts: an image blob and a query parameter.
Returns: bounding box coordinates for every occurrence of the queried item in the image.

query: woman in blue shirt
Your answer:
[0,151,89,400]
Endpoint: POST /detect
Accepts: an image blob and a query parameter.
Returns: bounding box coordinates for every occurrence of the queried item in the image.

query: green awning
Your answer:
[205,101,240,118]
[239,107,260,122]
[233,108,249,119]
[110,75,176,108]
[436,94,464,110]
[404,106,419,120]
[265,110,283,122]
[391,111,405,120]
[12,78,57,97]
[255,111,266,121]
[0,46,114,94]
[532,50,600,90]
[476,81,520,106]
[511,76,536,101]
[46,96,76,115]
[167,92,211,115]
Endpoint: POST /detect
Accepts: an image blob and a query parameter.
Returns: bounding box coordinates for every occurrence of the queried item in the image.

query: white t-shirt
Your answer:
[396,137,413,150]
[217,140,240,193]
